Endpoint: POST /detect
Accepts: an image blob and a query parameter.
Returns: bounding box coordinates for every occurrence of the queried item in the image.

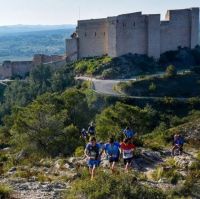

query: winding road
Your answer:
[76,70,190,101]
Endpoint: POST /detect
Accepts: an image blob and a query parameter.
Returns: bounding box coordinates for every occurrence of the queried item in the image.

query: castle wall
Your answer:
[160,9,191,54]
[66,38,78,61]
[147,14,160,59]
[0,61,33,79]
[33,54,64,65]
[77,18,108,58]
[0,61,12,79]
[107,17,117,57]
[115,12,148,56]
[190,8,199,48]
[67,8,199,60]
[11,61,33,77]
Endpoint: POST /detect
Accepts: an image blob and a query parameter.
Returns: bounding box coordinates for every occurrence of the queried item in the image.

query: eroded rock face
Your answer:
[132,149,163,171]
[177,119,200,145]
[174,154,196,169]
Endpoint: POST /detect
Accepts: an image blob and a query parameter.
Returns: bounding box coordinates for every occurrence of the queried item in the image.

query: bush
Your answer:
[75,146,84,157]
[165,65,177,77]
[149,82,156,92]
[0,184,12,198]
[66,172,166,199]
[152,166,181,185]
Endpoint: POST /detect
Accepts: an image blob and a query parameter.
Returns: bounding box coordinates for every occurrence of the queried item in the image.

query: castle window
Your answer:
[133,22,135,27]
[123,23,126,28]
[95,32,97,36]
[117,20,119,23]
[104,32,106,36]
[85,32,87,37]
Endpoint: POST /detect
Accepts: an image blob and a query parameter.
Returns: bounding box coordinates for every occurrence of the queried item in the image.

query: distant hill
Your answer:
[0,26,75,63]
[0,25,76,36]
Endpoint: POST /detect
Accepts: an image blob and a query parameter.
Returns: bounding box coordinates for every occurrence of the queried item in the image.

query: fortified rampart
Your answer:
[66,8,199,60]
[0,54,65,79]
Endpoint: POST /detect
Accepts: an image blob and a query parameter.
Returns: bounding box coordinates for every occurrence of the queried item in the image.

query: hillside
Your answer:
[116,72,200,98]
[0,60,199,198]
[0,27,75,63]
[74,46,200,79]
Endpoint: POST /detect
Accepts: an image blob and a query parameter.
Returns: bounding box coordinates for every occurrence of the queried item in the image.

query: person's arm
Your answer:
[84,145,90,159]
[131,144,136,152]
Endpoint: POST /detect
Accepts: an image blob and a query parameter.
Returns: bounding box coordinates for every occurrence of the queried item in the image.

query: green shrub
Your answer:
[0,184,12,198]
[66,172,166,199]
[75,146,84,157]
[149,82,156,92]
[165,65,177,77]
[152,166,181,185]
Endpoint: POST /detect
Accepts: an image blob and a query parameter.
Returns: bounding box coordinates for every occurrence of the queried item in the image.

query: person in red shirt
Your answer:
[120,138,136,172]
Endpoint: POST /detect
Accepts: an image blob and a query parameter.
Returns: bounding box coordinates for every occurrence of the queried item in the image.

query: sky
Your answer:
[0,0,199,25]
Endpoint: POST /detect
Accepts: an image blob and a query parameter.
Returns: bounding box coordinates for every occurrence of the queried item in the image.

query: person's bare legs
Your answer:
[91,165,96,180]
[125,162,129,173]
[111,162,116,173]
[172,145,178,156]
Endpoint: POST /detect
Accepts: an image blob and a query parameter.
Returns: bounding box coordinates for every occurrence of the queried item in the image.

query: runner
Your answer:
[104,137,120,173]
[88,122,95,136]
[85,137,101,180]
[81,128,88,140]
[172,134,185,156]
[123,126,136,140]
[120,138,136,172]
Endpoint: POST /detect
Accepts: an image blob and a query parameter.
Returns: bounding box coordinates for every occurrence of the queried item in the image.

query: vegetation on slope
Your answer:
[74,54,159,79]
[66,172,165,199]
[0,53,200,198]
[0,63,74,123]
[117,69,200,98]
[73,46,200,79]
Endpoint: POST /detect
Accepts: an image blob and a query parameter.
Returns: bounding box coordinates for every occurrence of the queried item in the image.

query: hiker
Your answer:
[120,138,136,172]
[81,128,88,140]
[104,137,120,172]
[123,126,136,140]
[88,122,95,136]
[171,134,185,156]
[85,137,101,180]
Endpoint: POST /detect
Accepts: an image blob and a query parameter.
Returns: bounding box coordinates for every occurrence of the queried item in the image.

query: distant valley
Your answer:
[0,25,75,63]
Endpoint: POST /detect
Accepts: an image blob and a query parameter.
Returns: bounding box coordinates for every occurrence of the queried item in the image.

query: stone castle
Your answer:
[66,8,199,61]
[0,54,65,79]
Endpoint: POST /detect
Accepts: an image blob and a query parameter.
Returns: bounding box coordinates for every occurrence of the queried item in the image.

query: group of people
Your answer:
[83,124,136,180]
[81,122,96,140]
[81,123,185,180]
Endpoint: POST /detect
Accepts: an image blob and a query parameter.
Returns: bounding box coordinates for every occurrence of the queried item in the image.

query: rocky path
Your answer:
[0,148,198,199]
[0,177,69,199]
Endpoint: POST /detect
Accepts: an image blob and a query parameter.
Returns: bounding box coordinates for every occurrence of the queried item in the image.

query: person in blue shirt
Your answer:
[172,134,185,156]
[81,128,88,140]
[85,137,101,180]
[104,137,120,172]
[88,122,95,136]
[123,127,136,140]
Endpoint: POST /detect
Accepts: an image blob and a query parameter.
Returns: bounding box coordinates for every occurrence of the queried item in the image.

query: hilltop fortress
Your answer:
[66,8,199,61]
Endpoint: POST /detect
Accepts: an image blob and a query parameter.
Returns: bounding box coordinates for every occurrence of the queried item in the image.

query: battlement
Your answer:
[66,8,199,60]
